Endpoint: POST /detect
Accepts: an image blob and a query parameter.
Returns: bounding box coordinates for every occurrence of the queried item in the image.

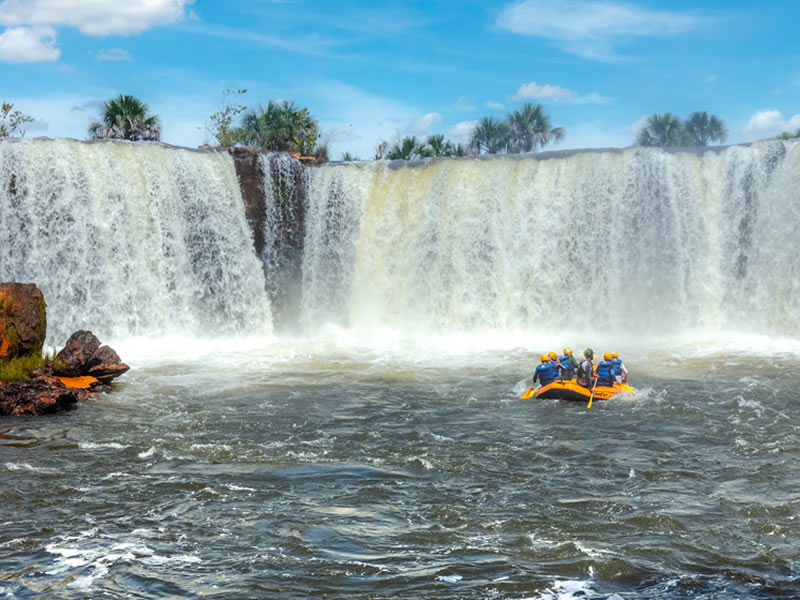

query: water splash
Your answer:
[0,138,272,345]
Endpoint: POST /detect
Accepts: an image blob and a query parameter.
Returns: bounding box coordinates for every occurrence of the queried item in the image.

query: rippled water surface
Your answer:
[2,342,799,599]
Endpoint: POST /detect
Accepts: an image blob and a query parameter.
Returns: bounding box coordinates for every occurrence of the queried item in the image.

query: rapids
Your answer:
[1,138,800,598]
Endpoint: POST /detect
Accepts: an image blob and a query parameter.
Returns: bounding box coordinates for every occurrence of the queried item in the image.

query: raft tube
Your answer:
[534,379,632,402]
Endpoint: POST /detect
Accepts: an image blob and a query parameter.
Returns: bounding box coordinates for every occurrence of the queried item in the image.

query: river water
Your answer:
[2,337,799,599]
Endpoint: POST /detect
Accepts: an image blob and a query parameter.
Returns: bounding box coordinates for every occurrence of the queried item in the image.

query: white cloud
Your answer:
[496,0,706,61]
[485,101,505,110]
[515,81,575,100]
[408,112,441,135]
[741,110,800,138]
[0,26,59,62]
[447,120,478,142]
[514,81,612,104]
[0,0,194,36]
[97,48,130,61]
[629,115,648,136]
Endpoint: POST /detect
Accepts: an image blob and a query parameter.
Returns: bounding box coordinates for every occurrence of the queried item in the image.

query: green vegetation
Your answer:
[0,102,34,137]
[470,116,511,155]
[240,100,317,152]
[635,112,728,147]
[777,129,800,140]
[384,134,465,160]
[88,94,161,141]
[0,295,14,315]
[0,353,50,383]
[685,111,728,146]
[507,103,565,153]
[207,88,247,147]
[340,152,359,162]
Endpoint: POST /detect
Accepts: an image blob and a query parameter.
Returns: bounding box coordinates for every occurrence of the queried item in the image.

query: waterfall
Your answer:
[299,141,800,339]
[0,138,272,345]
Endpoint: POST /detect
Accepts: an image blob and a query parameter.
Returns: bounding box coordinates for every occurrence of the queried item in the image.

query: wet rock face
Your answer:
[0,282,46,359]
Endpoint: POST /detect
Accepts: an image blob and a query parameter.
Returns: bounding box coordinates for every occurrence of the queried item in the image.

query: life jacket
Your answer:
[558,354,576,377]
[611,358,622,376]
[534,362,558,386]
[596,360,614,383]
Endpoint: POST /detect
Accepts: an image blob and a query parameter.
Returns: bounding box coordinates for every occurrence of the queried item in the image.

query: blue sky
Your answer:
[1,0,799,159]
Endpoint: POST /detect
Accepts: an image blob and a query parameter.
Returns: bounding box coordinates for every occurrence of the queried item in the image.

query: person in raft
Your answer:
[558,347,579,379]
[611,352,629,384]
[595,352,616,387]
[548,351,561,374]
[533,354,559,387]
[577,348,594,388]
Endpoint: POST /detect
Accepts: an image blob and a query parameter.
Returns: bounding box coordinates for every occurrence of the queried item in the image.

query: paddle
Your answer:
[587,377,599,408]
[521,385,538,400]
[621,383,635,393]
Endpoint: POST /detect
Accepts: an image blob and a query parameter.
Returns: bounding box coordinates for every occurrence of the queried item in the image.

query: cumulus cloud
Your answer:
[0,0,194,36]
[97,48,130,61]
[514,81,612,104]
[496,0,706,61]
[742,110,800,137]
[409,112,442,135]
[0,26,59,62]
[447,120,478,142]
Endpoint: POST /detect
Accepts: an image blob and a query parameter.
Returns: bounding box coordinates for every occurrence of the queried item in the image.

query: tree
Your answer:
[470,117,510,154]
[635,113,690,147]
[685,111,728,146]
[386,136,429,160]
[340,152,359,161]
[239,100,318,152]
[88,95,161,141]
[207,88,247,146]
[0,102,34,137]
[778,129,800,140]
[507,103,565,153]
[425,134,465,157]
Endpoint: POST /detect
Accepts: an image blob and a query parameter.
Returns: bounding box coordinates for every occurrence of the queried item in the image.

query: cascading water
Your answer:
[0,138,272,345]
[299,140,800,339]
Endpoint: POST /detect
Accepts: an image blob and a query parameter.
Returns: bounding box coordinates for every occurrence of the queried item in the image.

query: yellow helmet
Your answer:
[603,352,611,361]
[612,352,618,359]
[563,347,572,355]
[540,354,549,363]
[548,351,558,361]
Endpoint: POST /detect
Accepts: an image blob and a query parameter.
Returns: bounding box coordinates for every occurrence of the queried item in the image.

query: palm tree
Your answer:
[470,117,510,154]
[340,152,359,161]
[507,103,565,153]
[685,111,728,146]
[386,136,429,160]
[88,95,161,141]
[425,134,465,157]
[635,113,690,147]
[240,100,318,151]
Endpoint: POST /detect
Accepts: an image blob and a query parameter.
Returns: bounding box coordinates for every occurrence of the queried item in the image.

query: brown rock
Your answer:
[55,330,101,376]
[0,282,47,359]
[87,362,130,384]
[0,376,84,416]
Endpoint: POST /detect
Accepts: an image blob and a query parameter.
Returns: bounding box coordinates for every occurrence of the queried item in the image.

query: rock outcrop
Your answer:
[54,330,129,384]
[0,283,129,416]
[0,282,46,359]
[0,376,85,416]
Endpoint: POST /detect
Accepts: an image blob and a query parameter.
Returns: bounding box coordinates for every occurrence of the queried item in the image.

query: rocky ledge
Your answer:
[0,282,129,416]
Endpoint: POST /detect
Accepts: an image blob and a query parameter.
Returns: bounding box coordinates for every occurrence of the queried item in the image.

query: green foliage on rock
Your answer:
[88,94,161,141]
[0,353,50,383]
[0,102,34,138]
[777,129,800,140]
[239,100,318,152]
